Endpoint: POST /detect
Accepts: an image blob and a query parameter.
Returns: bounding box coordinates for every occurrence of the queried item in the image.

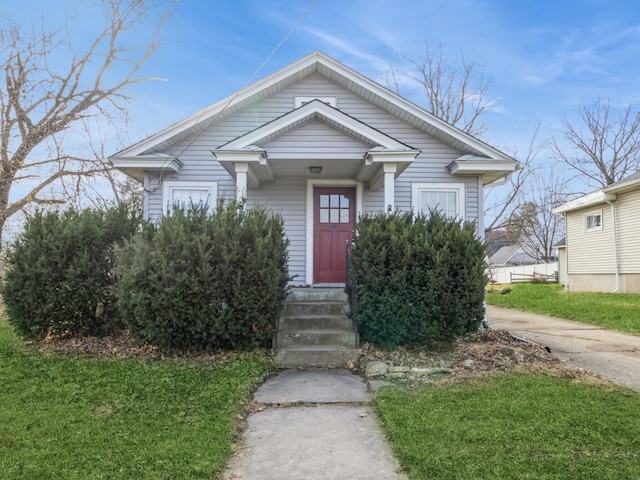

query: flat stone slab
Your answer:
[223,406,407,480]
[253,369,370,404]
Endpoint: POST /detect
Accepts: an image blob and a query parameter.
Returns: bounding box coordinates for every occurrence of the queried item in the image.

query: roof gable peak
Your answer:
[219,99,414,151]
[110,50,518,173]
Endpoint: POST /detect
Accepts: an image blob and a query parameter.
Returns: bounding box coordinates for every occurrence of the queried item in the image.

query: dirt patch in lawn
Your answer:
[31,330,254,364]
[353,329,610,386]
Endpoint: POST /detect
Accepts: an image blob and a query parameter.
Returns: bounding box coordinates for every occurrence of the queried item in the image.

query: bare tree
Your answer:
[512,172,569,263]
[552,99,640,188]
[0,0,175,245]
[387,42,532,243]
[401,42,496,138]
[484,124,543,240]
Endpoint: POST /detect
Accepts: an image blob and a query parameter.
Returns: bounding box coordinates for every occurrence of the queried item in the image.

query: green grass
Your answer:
[486,283,640,334]
[376,373,640,480]
[0,319,272,479]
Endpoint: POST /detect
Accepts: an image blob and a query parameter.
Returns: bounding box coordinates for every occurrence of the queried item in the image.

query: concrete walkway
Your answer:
[224,369,407,480]
[487,305,640,392]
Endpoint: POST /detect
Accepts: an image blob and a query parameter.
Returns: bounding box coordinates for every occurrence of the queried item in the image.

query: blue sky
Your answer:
[5,0,640,192]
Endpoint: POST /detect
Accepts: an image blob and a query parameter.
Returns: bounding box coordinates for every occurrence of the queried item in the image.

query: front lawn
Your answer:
[376,373,640,479]
[0,319,272,479]
[486,283,640,334]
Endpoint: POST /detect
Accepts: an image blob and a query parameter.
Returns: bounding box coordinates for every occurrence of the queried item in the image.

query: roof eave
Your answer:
[552,190,617,214]
[447,157,519,185]
[603,174,640,194]
[109,155,183,182]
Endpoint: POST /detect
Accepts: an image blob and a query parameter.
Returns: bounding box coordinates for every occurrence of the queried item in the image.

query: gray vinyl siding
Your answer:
[143,72,483,279]
[245,178,307,284]
[262,119,371,159]
[145,172,163,222]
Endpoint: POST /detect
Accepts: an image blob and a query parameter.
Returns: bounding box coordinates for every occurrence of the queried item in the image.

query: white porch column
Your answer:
[235,162,248,201]
[383,163,397,213]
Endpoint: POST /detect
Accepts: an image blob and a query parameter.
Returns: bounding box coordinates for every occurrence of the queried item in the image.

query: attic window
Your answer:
[294,96,337,108]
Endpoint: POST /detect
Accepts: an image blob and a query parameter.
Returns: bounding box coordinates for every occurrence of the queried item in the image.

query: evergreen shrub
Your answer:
[2,205,142,339]
[346,210,486,349]
[116,200,290,352]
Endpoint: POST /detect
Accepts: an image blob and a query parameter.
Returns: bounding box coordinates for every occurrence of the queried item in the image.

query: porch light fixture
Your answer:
[309,166,323,175]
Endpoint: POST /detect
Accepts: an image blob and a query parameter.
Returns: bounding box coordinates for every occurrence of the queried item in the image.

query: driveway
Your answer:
[486,305,640,392]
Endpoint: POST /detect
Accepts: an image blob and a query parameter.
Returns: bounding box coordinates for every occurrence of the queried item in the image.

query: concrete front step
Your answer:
[273,346,361,368]
[279,314,354,331]
[277,329,357,347]
[282,301,347,316]
[287,288,348,302]
[275,288,358,367]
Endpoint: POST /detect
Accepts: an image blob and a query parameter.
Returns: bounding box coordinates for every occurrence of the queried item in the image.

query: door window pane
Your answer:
[340,195,349,208]
[330,194,339,207]
[320,209,329,223]
[340,209,349,223]
[330,208,339,223]
[320,194,329,208]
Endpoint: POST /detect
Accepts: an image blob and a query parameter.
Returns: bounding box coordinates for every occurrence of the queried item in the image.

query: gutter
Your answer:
[606,200,620,293]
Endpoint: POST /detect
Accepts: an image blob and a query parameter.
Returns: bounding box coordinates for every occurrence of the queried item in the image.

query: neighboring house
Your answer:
[554,237,566,286]
[489,244,538,267]
[553,172,640,293]
[110,51,518,286]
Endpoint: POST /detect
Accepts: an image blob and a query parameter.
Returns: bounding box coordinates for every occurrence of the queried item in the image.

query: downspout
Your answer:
[563,213,569,292]
[606,200,620,293]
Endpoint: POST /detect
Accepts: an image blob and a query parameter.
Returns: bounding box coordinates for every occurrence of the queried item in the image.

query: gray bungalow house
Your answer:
[110,51,518,286]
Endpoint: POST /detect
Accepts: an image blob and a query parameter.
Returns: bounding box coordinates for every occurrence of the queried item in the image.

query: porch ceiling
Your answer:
[269,158,363,178]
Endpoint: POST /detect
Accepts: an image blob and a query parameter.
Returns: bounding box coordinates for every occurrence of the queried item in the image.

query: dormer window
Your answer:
[294,96,337,108]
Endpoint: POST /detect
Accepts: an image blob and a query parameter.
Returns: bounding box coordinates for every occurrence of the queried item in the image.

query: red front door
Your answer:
[313,187,356,284]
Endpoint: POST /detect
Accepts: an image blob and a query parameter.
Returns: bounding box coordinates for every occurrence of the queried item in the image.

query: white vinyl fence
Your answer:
[488,262,559,284]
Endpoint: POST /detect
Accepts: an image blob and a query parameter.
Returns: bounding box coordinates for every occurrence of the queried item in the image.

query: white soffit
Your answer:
[448,154,519,185]
[108,155,182,182]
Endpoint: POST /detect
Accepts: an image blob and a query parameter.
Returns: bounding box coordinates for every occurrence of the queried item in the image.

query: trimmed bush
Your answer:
[2,205,142,339]
[346,210,486,349]
[116,200,290,352]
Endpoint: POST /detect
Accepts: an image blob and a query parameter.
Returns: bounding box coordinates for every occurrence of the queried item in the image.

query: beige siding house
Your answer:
[110,51,518,286]
[553,172,640,293]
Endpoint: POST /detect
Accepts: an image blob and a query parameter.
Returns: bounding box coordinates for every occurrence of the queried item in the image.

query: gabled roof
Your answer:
[553,170,640,214]
[489,245,537,266]
[109,51,518,180]
[211,100,421,189]
[219,99,415,151]
[605,170,640,194]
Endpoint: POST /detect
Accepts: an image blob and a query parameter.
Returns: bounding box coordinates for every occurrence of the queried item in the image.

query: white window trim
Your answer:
[162,180,218,215]
[294,96,337,108]
[411,182,466,220]
[584,209,603,232]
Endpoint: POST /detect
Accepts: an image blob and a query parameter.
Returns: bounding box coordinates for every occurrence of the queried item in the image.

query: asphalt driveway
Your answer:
[486,305,640,392]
